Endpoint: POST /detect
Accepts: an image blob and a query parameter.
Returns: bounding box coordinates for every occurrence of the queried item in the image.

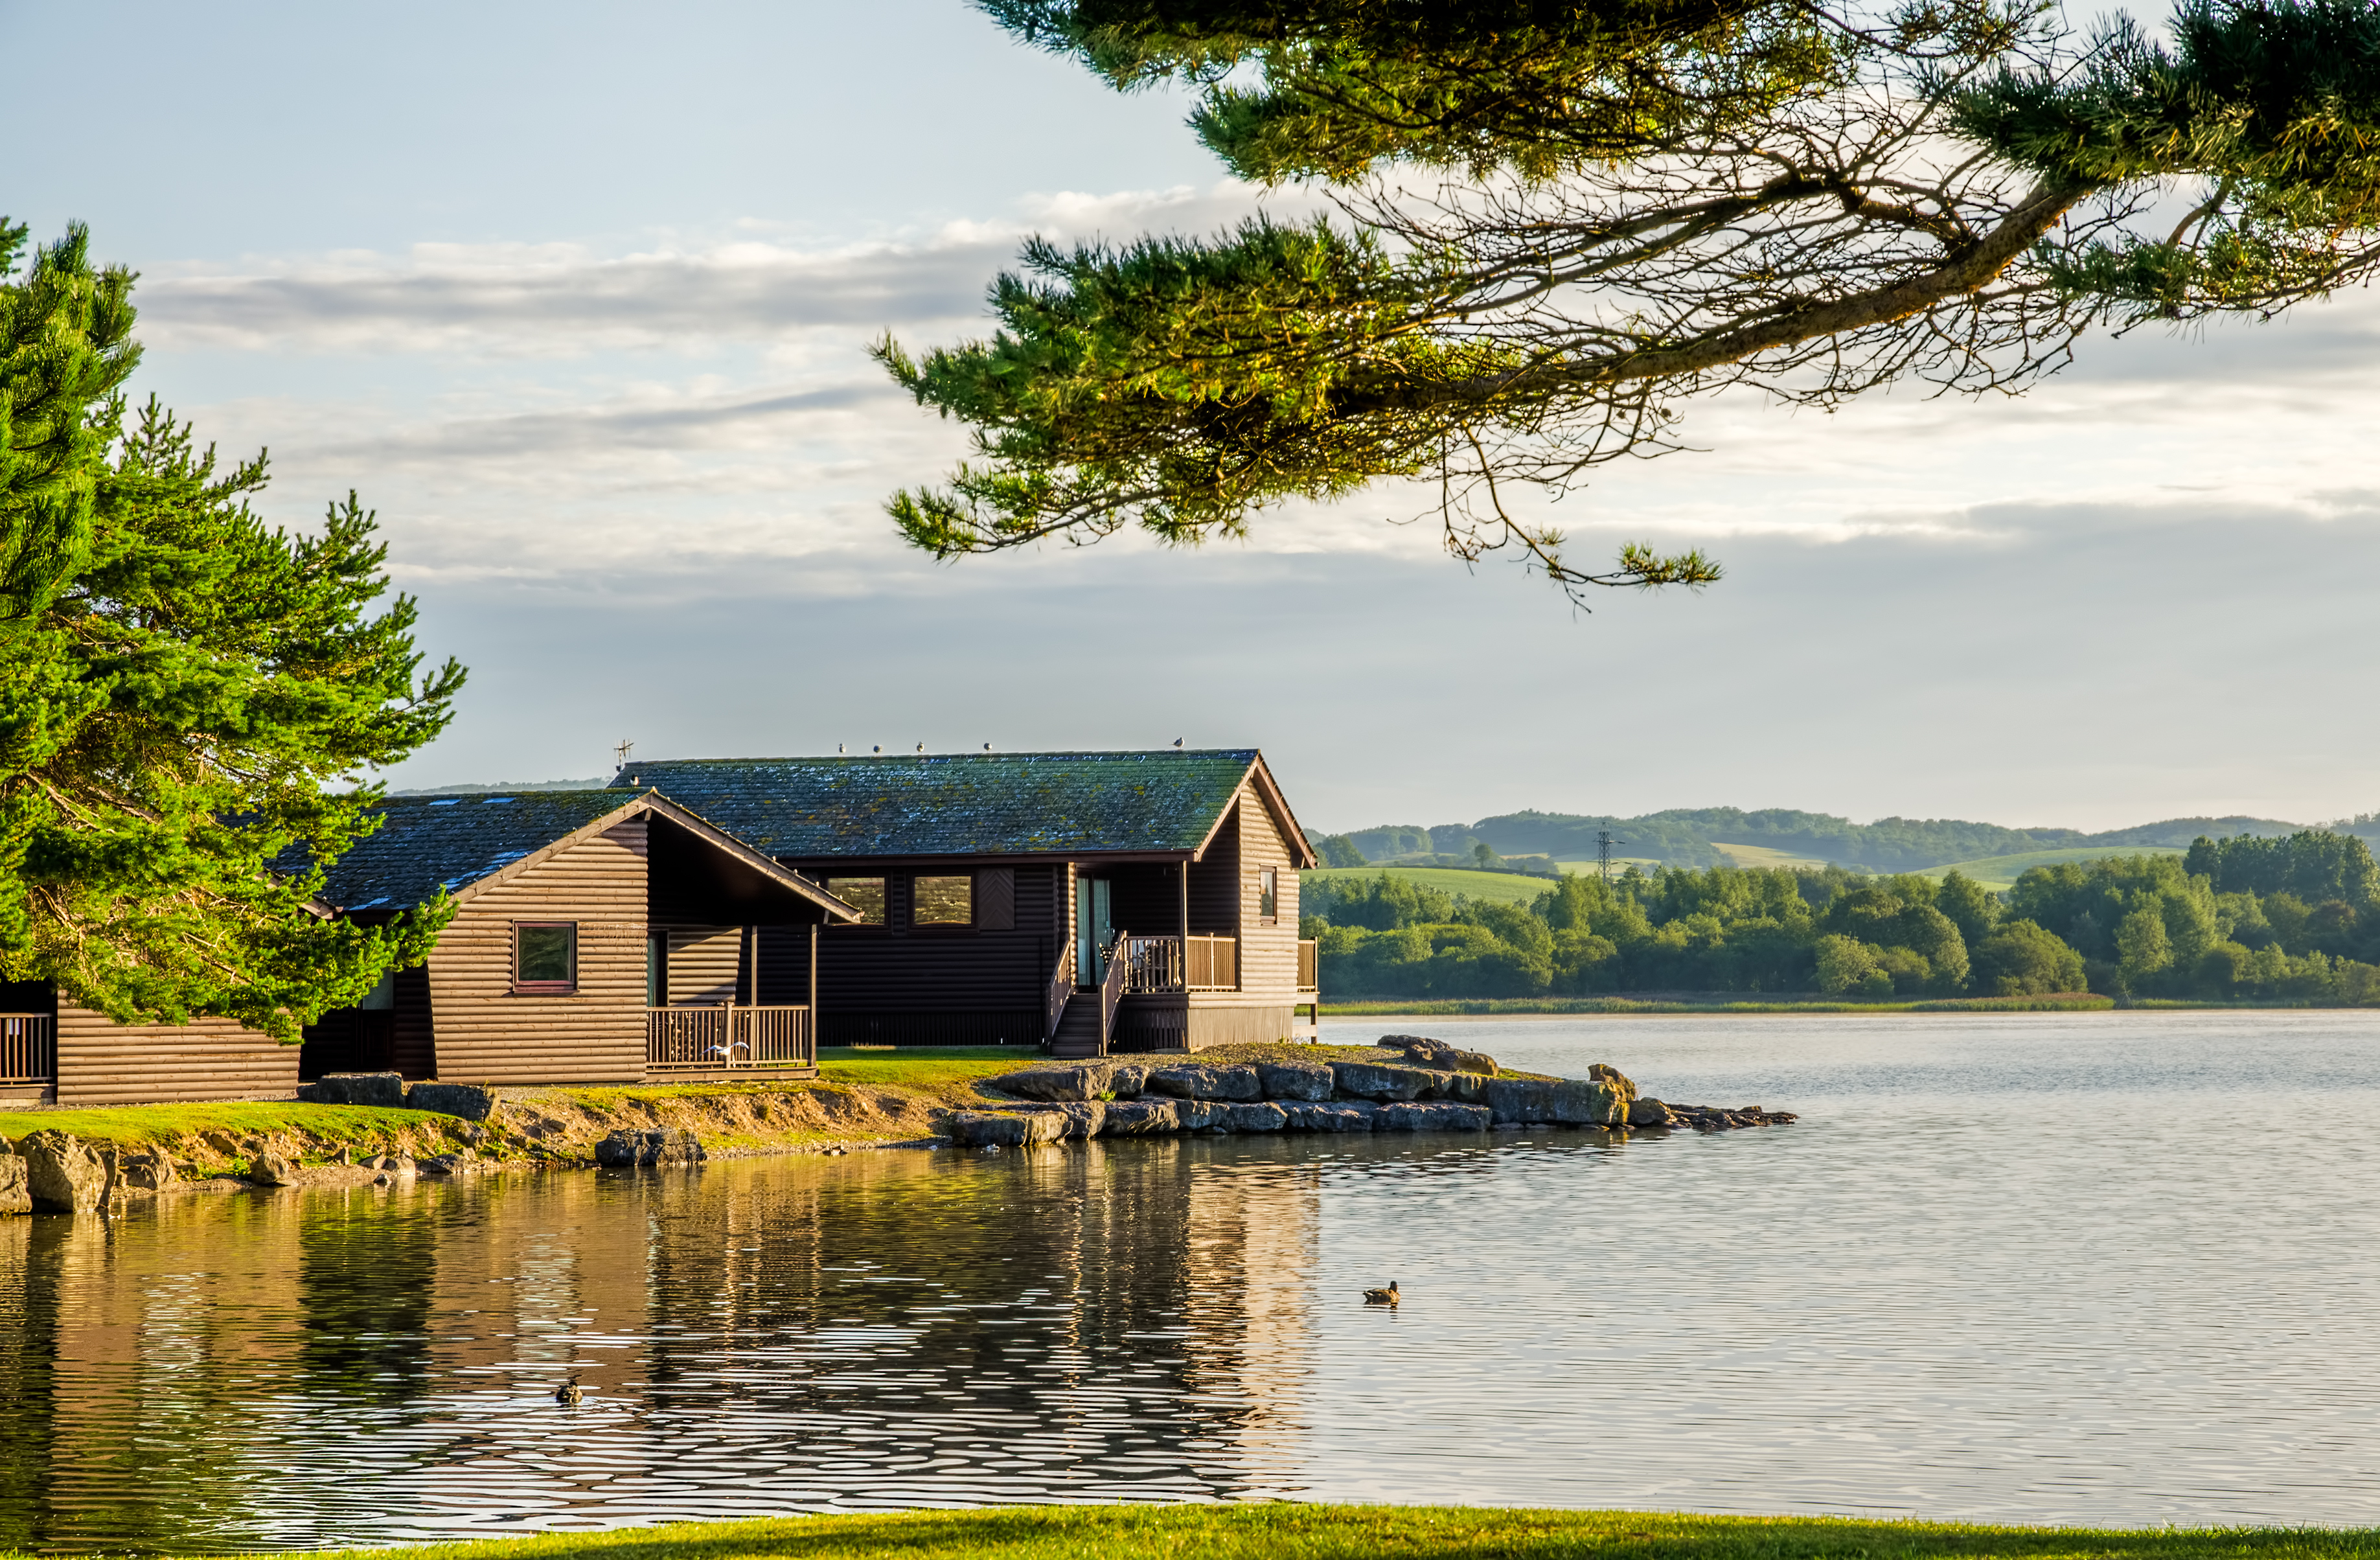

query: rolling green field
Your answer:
[1303,865,1557,906]
[1708,840,1835,870]
[1919,844,2186,890]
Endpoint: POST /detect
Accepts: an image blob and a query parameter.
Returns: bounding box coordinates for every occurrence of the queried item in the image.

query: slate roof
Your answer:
[606,750,1266,859]
[311,790,641,911]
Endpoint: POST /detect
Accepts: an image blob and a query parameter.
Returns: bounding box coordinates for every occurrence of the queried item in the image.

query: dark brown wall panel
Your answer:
[54,1003,299,1105]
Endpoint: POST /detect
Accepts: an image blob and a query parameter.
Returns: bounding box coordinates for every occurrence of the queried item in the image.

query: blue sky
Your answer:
[8,0,2378,833]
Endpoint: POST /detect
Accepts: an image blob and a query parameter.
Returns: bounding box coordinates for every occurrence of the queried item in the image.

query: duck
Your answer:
[1362,1281,1400,1306]
[555,1381,584,1405]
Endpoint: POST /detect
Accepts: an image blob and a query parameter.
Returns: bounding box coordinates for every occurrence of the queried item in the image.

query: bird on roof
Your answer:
[1362,1281,1399,1305]
[1173,738,1183,748]
[555,1381,584,1405]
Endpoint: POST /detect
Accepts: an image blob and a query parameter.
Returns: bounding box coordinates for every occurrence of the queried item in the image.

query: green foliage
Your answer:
[2185,828,2380,907]
[0,225,463,1038]
[1970,919,2088,995]
[1314,832,1366,868]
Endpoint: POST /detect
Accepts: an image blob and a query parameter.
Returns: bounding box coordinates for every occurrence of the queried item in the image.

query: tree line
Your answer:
[1301,831,2380,1004]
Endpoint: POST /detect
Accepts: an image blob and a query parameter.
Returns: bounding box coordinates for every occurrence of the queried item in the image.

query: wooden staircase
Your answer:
[1049,994,1104,1060]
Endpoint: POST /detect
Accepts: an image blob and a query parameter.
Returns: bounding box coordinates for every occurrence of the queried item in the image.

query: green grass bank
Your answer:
[152,1504,2380,1560]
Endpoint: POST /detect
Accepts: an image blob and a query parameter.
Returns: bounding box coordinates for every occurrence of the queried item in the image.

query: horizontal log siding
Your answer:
[666,927,742,1005]
[54,1002,298,1105]
[392,966,435,1079]
[753,926,816,1007]
[1188,807,1240,934]
[794,862,1058,1018]
[1108,864,1183,945]
[424,819,647,1084]
[1235,781,1304,1003]
[1187,1002,1299,1050]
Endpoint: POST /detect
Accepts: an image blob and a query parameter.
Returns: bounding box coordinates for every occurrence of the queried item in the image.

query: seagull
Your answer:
[1363,1281,1400,1306]
[1173,738,1184,749]
[555,1381,584,1405]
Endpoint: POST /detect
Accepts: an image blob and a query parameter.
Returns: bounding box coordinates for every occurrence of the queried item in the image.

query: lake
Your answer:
[6,1009,2379,1552]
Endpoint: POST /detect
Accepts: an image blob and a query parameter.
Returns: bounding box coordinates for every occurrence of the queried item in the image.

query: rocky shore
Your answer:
[947,1035,1796,1148]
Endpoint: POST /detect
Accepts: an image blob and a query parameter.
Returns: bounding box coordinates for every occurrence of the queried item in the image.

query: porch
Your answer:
[0,1012,55,1102]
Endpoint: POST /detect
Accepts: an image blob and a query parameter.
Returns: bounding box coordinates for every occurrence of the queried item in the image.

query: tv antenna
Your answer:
[1597,829,1625,882]
[613,738,634,772]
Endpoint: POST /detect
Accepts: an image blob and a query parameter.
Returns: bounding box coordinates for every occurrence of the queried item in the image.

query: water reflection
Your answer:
[10,1013,2380,1552]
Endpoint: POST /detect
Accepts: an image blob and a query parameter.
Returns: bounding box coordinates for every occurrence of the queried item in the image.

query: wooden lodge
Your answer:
[610,748,1322,1059]
[0,790,858,1106]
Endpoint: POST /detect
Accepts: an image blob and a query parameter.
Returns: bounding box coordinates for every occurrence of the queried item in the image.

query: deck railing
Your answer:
[1099,932,1129,1050]
[1298,938,1319,992]
[1120,935,1240,993]
[1044,940,1076,1042]
[647,1005,814,1072]
[0,1014,54,1084]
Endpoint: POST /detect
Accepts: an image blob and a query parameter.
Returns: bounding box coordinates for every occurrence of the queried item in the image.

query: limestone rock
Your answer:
[947,1112,1065,1148]
[1106,1064,1150,1097]
[1052,1101,1107,1140]
[1588,1063,1638,1102]
[1330,1061,1434,1101]
[594,1127,705,1168]
[1282,1103,1372,1132]
[1174,1099,1231,1131]
[1257,1060,1334,1101]
[407,1082,500,1121]
[1550,1079,1627,1127]
[388,1153,418,1176]
[418,1153,477,1175]
[249,1153,299,1187]
[299,1072,407,1108]
[0,1154,29,1215]
[1222,1102,1287,1133]
[993,1064,1112,1102]
[20,1130,105,1213]
[1101,1099,1180,1136]
[114,1152,179,1193]
[1430,1070,1487,1103]
[1483,1078,1553,1125]
[1146,1063,1263,1101]
[1627,1096,1675,1127]
[1376,1101,1494,1132]
[1379,1034,1499,1075]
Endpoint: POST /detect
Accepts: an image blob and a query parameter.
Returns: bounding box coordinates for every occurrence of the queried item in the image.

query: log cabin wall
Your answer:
[1235,779,1304,1003]
[665,928,742,1005]
[422,818,648,1084]
[789,860,1055,1046]
[54,1003,298,1105]
[1187,805,1241,933]
[1107,863,1185,943]
[391,967,435,1079]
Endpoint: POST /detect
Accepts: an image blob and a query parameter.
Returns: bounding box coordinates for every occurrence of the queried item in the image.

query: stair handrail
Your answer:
[1043,939,1077,1042]
[1098,928,1130,1055]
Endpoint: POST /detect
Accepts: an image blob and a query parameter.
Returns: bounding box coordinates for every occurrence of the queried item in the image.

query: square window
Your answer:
[1259,867,1279,921]
[515,923,577,992]
[913,875,973,926]
[828,877,888,926]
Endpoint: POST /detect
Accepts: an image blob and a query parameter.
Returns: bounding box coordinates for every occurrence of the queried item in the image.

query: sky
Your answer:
[6,0,2377,836]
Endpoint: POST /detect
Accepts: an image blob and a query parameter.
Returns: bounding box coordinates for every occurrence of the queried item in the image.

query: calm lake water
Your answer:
[7,1010,2380,1552]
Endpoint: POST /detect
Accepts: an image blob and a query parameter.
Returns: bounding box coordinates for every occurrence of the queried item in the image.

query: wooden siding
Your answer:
[54,1002,297,1105]
[1108,862,1185,945]
[1233,780,1305,1002]
[391,966,435,1079]
[788,860,1061,1026]
[666,926,742,1005]
[1187,805,1239,934]
[422,818,648,1085]
[1187,1002,1298,1050]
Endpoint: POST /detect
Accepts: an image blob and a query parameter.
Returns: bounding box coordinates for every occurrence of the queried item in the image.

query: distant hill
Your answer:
[1330,807,2329,874]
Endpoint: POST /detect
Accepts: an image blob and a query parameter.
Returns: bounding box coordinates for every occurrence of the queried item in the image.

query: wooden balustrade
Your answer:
[1099,930,1129,1050]
[647,1005,813,1071]
[1119,935,1239,992]
[1044,940,1077,1041]
[0,1014,54,1084]
[1187,934,1237,991]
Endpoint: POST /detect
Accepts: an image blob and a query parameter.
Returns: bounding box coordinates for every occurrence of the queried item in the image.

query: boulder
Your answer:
[1483,1078,1553,1125]
[947,1111,1066,1148]
[1627,1096,1675,1128]
[388,1153,418,1176]
[1283,1103,1372,1132]
[0,1154,29,1215]
[992,1064,1114,1103]
[1588,1062,1638,1102]
[1330,1061,1434,1102]
[594,1127,706,1167]
[113,1152,179,1193]
[1146,1063,1263,1101]
[1257,1060,1334,1101]
[1222,1101,1287,1133]
[1430,1070,1487,1103]
[299,1072,407,1108]
[19,1130,105,1213]
[248,1153,299,1187]
[1101,1099,1180,1137]
[1550,1079,1627,1127]
[1053,1101,1107,1140]
[1107,1064,1150,1097]
[1376,1101,1494,1132]
[407,1082,499,1121]
[1380,1034,1500,1075]
[1174,1099,1231,1132]
[418,1153,479,1175]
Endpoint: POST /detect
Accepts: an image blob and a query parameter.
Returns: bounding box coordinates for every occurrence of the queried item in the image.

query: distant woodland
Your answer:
[1303,832,2380,1005]
[1308,808,2380,874]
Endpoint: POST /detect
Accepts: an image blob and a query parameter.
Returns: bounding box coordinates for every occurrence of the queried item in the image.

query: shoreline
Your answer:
[165,1502,2380,1560]
[1316,994,2380,1016]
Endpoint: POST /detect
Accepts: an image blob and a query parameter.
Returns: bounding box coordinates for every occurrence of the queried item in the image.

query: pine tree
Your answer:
[882,0,2380,600]
[0,224,464,1038]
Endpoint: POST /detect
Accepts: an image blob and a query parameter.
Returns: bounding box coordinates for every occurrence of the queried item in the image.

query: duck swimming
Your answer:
[1362,1281,1400,1305]
[555,1381,584,1405]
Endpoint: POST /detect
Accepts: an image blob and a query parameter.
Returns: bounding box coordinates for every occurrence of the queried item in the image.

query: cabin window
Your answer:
[1259,867,1279,923]
[828,877,887,926]
[360,971,396,1011]
[514,923,577,994]
[913,874,973,926]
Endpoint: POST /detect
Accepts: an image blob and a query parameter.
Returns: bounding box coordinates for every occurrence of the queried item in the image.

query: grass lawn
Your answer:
[0,1100,452,1152]
[193,1504,2380,1560]
[1303,866,1557,906]
[1919,845,2186,890]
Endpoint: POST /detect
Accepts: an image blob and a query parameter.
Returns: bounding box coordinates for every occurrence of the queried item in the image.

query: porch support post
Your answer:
[1179,859,1191,991]
[745,924,759,1005]
[808,920,819,1016]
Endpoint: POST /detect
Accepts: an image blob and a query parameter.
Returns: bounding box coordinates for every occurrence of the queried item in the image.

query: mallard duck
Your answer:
[1362,1281,1400,1306]
[555,1381,584,1405]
